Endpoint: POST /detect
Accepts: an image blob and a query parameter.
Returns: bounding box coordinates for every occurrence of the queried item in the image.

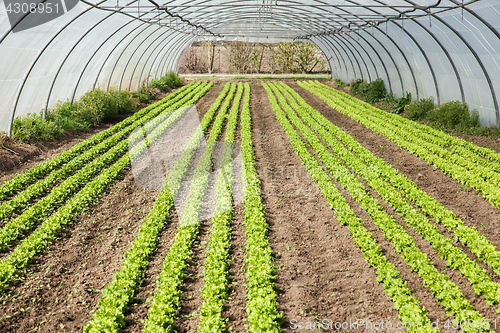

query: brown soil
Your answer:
[0,168,160,332]
[0,125,110,178]
[0,80,499,333]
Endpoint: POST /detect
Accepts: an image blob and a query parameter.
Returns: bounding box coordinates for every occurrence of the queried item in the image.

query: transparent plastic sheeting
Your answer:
[1,0,500,133]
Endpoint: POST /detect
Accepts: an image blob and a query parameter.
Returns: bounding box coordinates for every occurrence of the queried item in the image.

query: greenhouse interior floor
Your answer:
[0,80,499,332]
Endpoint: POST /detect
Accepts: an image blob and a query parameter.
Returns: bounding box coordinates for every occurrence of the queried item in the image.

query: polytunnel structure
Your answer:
[1,0,500,134]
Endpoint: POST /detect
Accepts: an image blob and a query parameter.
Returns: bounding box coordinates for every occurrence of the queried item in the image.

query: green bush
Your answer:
[78,89,122,124]
[109,89,135,114]
[427,100,479,129]
[350,78,366,97]
[333,78,346,88]
[149,71,183,92]
[139,84,157,101]
[12,87,136,143]
[10,73,184,143]
[351,78,387,103]
[365,79,387,103]
[132,92,150,104]
[404,97,435,120]
[46,100,90,132]
[391,92,412,114]
[12,112,62,142]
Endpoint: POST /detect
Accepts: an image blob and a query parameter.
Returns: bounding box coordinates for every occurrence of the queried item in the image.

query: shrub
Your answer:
[404,97,435,120]
[12,87,137,143]
[109,89,135,114]
[350,78,366,96]
[46,100,90,133]
[132,92,150,104]
[77,89,118,124]
[427,100,479,129]
[150,71,183,92]
[391,92,412,114]
[12,112,63,142]
[333,78,346,88]
[364,79,387,103]
[10,73,182,143]
[350,78,387,103]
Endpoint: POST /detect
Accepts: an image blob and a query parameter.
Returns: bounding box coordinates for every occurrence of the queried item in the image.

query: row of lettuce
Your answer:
[85,81,283,333]
[336,78,482,132]
[265,80,499,332]
[301,81,500,212]
[0,81,213,289]
[0,77,286,331]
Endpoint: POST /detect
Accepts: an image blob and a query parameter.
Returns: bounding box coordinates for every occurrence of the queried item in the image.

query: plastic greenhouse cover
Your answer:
[0,0,500,132]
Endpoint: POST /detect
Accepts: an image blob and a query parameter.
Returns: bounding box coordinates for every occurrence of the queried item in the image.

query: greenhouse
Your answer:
[1,1,500,332]
[1,0,500,132]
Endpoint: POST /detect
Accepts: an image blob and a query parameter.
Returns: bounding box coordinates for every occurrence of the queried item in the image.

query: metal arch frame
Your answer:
[155,35,190,78]
[120,25,190,91]
[312,37,341,79]
[158,35,193,77]
[330,0,419,97]
[162,36,195,77]
[93,23,170,91]
[371,24,420,99]
[162,35,194,75]
[5,0,183,134]
[331,33,368,81]
[353,30,400,93]
[447,0,500,126]
[0,0,45,43]
[308,37,335,76]
[410,17,465,103]
[337,33,378,82]
[300,0,404,94]
[135,34,177,88]
[165,0,434,38]
[342,33,381,80]
[139,33,190,87]
[432,14,499,127]
[362,0,423,98]
[315,37,347,80]
[83,0,219,37]
[105,25,161,91]
[324,34,362,80]
[172,38,196,74]
[45,2,143,114]
[139,35,193,87]
[310,37,337,78]
[171,2,348,32]
[116,26,163,91]
[186,11,333,34]
[389,20,440,103]
[6,0,109,135]
[169,0,438,35]
[335,34,370,82]
[71,18,141,103]
[127,29,174,91]
[319,35,357,80]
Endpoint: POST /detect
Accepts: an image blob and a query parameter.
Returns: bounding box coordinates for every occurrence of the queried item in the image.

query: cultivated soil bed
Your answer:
[0,80,499,332]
